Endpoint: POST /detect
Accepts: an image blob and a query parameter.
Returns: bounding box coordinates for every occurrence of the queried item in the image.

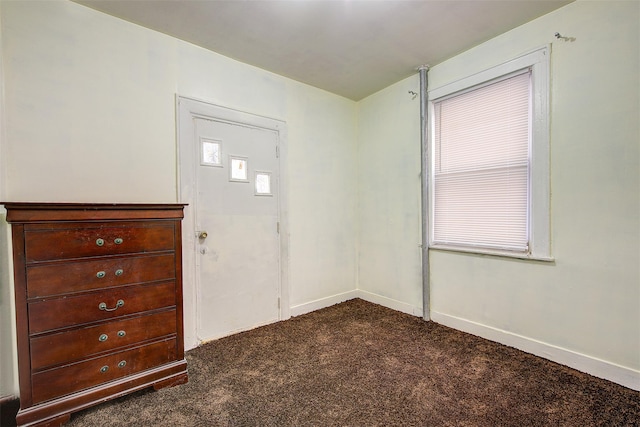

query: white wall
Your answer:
[358,0,640,389]
[0,212,14,400]
[0,1,18,401]
[0,0,358,396]
[357,77,423,316]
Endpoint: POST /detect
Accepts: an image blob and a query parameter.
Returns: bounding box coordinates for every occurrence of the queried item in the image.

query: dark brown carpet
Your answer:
[67,299,638,426]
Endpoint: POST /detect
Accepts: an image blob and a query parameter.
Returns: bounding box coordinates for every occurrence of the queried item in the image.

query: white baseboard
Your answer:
[431,310,640,391]
[290,289,424,319]
[289,290,359,317]
[356,290,424,318]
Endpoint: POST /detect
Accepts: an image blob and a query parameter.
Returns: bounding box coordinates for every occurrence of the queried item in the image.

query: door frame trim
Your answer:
[176,96,290,350]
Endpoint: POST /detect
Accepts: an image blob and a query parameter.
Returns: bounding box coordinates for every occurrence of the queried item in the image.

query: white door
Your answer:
[194,117,280,341]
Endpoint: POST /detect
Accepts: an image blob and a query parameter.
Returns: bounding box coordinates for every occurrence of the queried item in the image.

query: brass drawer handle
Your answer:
[118,360,127,369]
[115,269,124,276]
[98,299,124,312]
[99,334,108,342]
[96,238,105,247]
[114,238,123,245]
[100,365,109,373]
[117,330,126,338]
[96,271,106,279]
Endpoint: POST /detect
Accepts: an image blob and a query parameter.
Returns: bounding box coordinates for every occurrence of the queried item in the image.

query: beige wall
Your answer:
[0,0,358,397]
[358,0,639,388]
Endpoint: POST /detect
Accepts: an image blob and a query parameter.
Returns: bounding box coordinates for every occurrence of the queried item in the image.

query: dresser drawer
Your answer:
[31,338,178,404]
[24,222,175,262]
[30,309,177,371]
[29,281,177,334]
[26,253,176,298]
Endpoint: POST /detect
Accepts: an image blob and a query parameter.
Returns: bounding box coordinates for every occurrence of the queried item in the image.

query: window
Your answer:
[428,47,551,260]
[255,171,273,196]
[229,155,249,182]
[201,138,222,167]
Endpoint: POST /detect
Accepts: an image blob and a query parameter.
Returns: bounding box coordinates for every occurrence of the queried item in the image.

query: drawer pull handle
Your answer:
[118,360,127,368]
[96,271,106,279]
[98,334,108,342]
[117,330,126,338]
[100,365,109,373]
[98,299,124,312]
[96,238,105,247]
[115,269,124,276]
[114,238,124,245]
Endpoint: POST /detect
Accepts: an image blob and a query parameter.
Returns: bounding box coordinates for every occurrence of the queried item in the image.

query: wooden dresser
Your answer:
[4,203,188,427]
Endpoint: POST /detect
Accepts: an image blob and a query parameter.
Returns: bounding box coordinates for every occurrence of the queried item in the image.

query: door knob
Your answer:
[198,231,208,239]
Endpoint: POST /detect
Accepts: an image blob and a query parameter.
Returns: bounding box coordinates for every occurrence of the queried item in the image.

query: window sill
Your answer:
[429,244,554,262]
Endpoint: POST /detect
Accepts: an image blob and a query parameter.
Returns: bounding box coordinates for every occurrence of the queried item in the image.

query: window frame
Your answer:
[254,170,273,196]
[228,155,250,183]
[200,137,223,167]
[427,46,552,261]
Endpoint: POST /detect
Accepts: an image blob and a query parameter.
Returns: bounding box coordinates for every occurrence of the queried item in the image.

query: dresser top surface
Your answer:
[2,203,187,223]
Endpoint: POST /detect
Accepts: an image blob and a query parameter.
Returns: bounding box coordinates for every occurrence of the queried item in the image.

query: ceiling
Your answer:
[74,0,572,101]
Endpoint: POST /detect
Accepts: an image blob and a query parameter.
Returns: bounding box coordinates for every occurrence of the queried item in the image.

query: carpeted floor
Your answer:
[66,299,638,426]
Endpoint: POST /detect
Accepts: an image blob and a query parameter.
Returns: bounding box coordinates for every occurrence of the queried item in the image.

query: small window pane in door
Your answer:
[255,171,272,196]
[229,156,249,182]
[201,139,222,167]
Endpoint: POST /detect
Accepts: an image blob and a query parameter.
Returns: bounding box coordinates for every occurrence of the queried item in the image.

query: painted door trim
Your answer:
[176,95,290,350]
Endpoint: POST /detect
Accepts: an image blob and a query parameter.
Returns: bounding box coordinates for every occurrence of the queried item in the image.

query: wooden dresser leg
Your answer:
[153,373,189,391]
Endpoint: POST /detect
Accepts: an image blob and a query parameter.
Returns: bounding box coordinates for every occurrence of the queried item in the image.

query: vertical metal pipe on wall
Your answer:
[418,65,430,321]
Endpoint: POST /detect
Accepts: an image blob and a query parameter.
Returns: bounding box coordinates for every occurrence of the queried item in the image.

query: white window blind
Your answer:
[433,70,531,252]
